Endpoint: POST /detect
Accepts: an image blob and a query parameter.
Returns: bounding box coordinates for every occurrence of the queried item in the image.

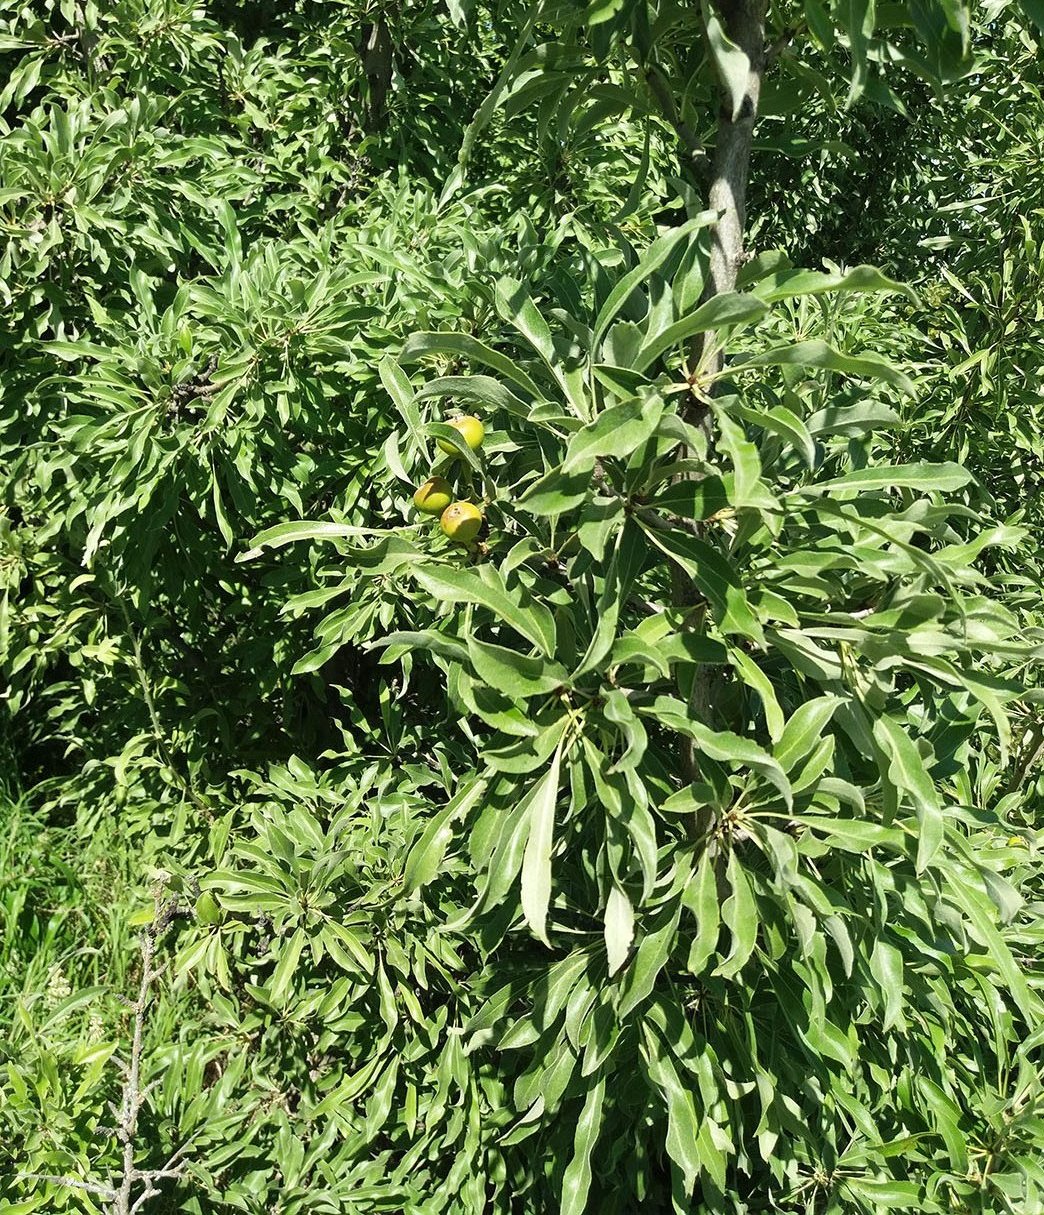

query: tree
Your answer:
[3,2,1043,1212]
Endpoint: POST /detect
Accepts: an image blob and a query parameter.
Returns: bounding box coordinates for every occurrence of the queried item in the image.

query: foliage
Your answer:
[1,1,1043,1214]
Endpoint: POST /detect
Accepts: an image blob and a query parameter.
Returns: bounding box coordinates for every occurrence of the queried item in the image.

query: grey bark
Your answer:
[693,0,768,399]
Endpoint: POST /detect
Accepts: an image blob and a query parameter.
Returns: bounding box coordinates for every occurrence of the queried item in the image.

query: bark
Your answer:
[359,19,393,134]
[694,0,768,398]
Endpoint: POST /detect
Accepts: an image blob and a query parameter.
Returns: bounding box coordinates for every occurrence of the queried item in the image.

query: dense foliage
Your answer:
[2,1,1043,1213]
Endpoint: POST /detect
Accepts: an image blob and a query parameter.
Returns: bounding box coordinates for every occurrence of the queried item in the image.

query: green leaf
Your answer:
[400,330,545,401]
[520,740,564,945]
[642,1021,701,1195]
[792,461,973,496]
[750,264,917,305]
[379,356,424,445]
[869,938,904,1031]
[727,647,785,742]
[495,276,586,414]
[411,564,556,656]
[702,0,752,121]
[637,520,764,642]
[416,374,531,419]
[681,849,721,975]
[715,851,758,977]
[593,214,715,345]
[239,520,400,562]
[562,395,664,473]
[371,630,469,666]
[560,1076,607,1215]
[467,637,568,698]
[404,775,488,892]
[518,467,592,516]
[842,1179,922,1208]
[738,339,916,394]
[774,696,843,772]
[872,714,943,871]
[604,884,635,977]
[635,292,768,372]
[644,699,793,808]
[269,927,307,1004]
[618,903,682,1017]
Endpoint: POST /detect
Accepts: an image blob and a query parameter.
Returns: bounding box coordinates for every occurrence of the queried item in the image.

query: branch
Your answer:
[21,913,193,1215]
[641,58,710,180]
[17,1174,117,1199]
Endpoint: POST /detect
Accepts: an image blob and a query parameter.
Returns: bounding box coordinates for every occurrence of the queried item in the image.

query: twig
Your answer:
[640,58,711,179]
[16,1174,117,1199]
[17,911,193,1214]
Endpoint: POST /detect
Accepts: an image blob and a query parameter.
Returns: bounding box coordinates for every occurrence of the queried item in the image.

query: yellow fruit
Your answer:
[437,415,485,455]
[413,476,454,515]
[440,501,483,544]
[195,891,224,926]
[1007,834,1026,848]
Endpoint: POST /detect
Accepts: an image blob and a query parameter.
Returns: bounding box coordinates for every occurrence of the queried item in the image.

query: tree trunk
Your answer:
[694,0,768,401]
[680,0,768,788]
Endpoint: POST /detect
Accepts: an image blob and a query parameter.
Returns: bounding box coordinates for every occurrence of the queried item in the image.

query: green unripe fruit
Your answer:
[440,501,483,544]
[195,891,224,926]
[413,476,454,515]
[437,415,485,455]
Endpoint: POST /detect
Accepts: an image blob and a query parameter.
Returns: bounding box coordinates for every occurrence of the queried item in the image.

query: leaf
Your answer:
[560,1076,607,1215]
[618,903,682,1017]
[872,714,943,871]
[593,214,715,345]
[400,331,544,401]
[411,564,556,655]
[562,395,664,473]
[370,629,469,666]
[404,775,487,892]
[750,264,917,305]
[520,740,564,945]
[737,339,915,394]
[239,520,400,561]
[379,356,424,445]
[727,647,785,742]
[466,637,568,698]
[642,1022,701,1195]
[269,927,307,1004]
[486,717,568,773]
[715,851,758,977]
[518,467,592,516]
[635,292,768,372]
[637,520,764,642]
[702,0,752,121]
[644,698,793,808]
[604,884,635,977]
[416,374,531,419]
[790,815,902,851]
[792,462,973,496]
[682,849,721,976]
[774,695,843,772]
[495,276,586,414]
[842,1179,922,1208]
[869,938,904,1031]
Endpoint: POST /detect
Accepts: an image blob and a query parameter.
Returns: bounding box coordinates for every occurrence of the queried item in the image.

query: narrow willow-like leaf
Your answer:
[520,739,564,945]
[411,565,556,656]
[559,1075,607,1215]
[604,884,634,976]
[403,775,487,892]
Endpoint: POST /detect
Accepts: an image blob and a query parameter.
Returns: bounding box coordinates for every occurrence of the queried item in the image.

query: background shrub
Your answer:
[2,2,1043,1213]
